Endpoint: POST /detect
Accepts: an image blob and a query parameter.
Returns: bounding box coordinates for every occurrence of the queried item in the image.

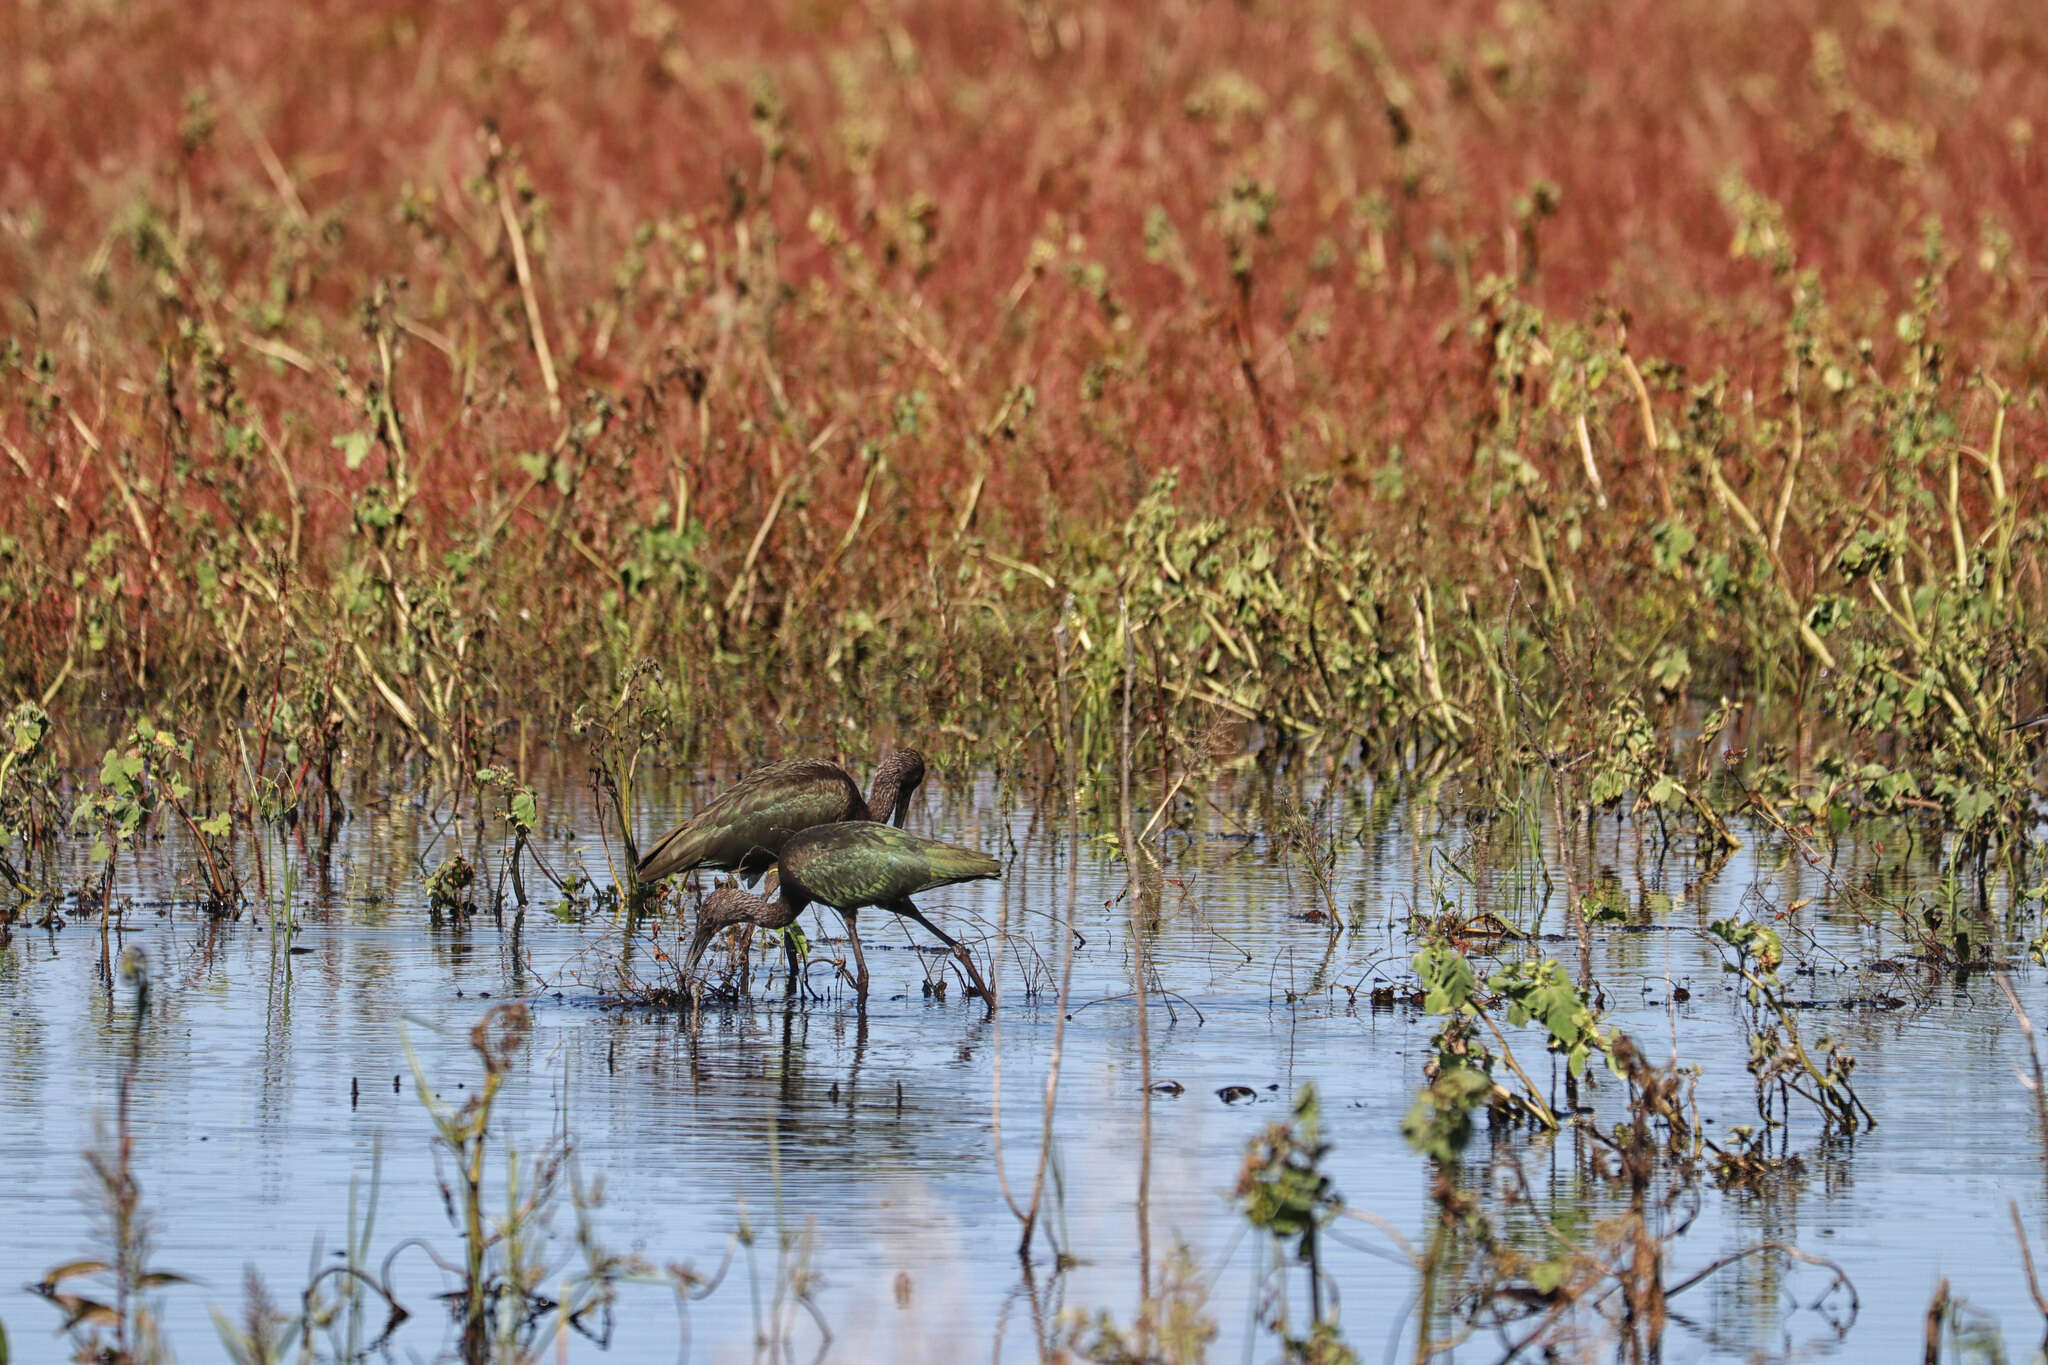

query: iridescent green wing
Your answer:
[638,759,860,881]
[704,760,864,861]
[781,823,1001,908]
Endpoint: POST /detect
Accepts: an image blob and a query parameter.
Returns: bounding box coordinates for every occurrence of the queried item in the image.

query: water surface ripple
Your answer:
[2,770,2041,1360]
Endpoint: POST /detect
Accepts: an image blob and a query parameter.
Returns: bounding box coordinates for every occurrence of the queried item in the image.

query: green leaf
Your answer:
[199,812,232,838]
[1949,786,1994,830]
[334,431,373,470]
[1646,774,1685,808]
[1648,644,1690,692]
[99,750,139,791]
[772,922,810,959]
[1415,944,1478,1016]
[1650,520,1696,573]
[510,790,537,832]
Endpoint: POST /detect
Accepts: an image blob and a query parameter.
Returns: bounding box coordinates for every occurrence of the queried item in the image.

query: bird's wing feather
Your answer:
[637,760,861,881]
[782,823,1000,907]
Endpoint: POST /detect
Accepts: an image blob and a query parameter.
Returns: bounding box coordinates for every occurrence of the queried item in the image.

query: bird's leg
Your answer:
[838,908,870,1003]
[888,899,993,1007]
[736,925,754,996]
[780,927,805,996]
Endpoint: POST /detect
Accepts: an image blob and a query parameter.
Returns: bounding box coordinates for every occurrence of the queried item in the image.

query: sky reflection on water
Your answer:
[2,766,2043,1361]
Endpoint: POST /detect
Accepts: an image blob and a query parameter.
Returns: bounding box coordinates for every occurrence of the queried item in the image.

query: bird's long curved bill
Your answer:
[2010,710,2048,733]
[682,927,715,978]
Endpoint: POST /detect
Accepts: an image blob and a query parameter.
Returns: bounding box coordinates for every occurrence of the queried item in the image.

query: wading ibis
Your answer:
[639,750,922,991]
[684,821,1001,1006]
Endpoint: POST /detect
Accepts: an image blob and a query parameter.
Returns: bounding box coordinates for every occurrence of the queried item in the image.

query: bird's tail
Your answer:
[636,822,711,883]
[926,840,1002,887]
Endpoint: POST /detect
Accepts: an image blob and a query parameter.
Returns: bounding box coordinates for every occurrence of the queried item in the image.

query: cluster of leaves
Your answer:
[1707,918,1874,1135]
[1399,929,1854,1358]
[69,731,158,873]
[1405,944,1622,1159]
[0,701,57,899]
[1581,696,1743,850]
[424,854,477,920]
[1228,1087,1358,1365]
[1060,1243,1218,1365]
[1236,1086,1341,1267]
[68,719,241,912]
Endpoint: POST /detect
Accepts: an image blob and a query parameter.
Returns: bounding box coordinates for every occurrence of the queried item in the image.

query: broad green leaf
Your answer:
[334,431,373,470]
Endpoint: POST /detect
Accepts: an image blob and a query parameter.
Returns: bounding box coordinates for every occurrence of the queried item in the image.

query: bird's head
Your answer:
[878,746,927,827]
[683,885,766,977]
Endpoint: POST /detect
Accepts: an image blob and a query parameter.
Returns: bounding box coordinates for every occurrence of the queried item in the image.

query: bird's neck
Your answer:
[864,766,904,825]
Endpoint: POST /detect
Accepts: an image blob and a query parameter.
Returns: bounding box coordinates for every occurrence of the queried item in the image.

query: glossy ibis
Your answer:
[683,821,1001,1005]
[636,749,926,885]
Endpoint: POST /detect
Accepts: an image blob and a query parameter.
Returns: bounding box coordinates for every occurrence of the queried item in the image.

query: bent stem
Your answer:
[1003,606,1084,1261]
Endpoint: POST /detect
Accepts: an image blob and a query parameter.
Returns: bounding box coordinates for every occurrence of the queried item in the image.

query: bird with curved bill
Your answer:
[636,750,924,992]
[683,822,1002,1009]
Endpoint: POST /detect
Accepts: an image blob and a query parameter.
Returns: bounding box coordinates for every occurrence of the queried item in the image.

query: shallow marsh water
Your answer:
[4,764,2047,1361]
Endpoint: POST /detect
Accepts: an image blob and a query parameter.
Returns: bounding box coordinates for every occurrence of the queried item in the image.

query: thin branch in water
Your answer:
[1119,591,1154,1322]
[1995,968,2048,1175]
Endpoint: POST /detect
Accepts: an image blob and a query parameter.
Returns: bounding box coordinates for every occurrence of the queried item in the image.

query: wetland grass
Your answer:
[29,949,185,1365]
[1,0,2045,840]
[32,992,748,1364]
[7,0,2048,1357]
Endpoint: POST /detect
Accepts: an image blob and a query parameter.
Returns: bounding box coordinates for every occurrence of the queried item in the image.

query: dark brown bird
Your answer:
[636,749,925,885]
[683,822,1002,1006]
[687,884,811,989]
